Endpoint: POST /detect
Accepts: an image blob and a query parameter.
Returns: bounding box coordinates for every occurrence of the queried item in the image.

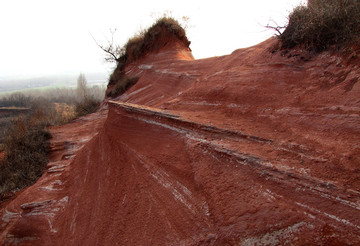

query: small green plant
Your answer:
[107,76,139,98]
[0,115,51,196]
[280,0,360,51]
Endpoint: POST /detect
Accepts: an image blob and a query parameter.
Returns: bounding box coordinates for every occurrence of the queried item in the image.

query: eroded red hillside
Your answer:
[1,37,360,245]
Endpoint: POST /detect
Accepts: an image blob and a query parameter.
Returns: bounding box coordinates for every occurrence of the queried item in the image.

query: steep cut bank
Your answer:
[1,34,360,245]
[0,111,107,245]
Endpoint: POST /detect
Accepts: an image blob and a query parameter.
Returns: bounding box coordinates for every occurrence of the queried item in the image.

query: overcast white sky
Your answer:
[0,0,304,79]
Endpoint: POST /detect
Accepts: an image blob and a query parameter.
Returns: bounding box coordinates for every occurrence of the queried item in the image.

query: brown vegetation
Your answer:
[107,17,189,96]
[0,115,51,197]
[74,74,102,116]
[122,17,190,64]
[0,84,104,198]
[0,85,105,126]
[280,0,360,51]
[75,98,101,116]
[107,76,139,98]
[52,103,76,125]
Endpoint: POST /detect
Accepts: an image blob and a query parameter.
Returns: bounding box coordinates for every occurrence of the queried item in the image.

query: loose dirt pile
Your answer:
[1,37,360,245]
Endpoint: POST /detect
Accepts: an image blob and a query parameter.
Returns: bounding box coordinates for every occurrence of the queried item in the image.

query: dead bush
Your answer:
[0,116,51,196]
[75,97,101,116]
[51,103,76,125]
[123,17,189,62]
[108,17,189,90]
[280,0,360,51]
[107,76,139,98]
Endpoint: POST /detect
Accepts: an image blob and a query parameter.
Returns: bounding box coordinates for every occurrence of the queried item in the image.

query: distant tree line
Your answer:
[0,74,106,201]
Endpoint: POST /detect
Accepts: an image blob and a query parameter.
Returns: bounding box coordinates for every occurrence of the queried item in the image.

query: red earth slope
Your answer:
[1,37,360,245]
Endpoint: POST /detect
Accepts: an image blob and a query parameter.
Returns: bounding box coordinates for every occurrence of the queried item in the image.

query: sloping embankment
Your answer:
[56,100,360,245]
[1,37,360,245]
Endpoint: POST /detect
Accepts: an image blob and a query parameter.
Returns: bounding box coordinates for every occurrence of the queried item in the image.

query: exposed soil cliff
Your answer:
[1,36,360,245]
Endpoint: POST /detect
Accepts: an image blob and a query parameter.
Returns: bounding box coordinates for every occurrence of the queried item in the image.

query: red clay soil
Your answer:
[0,110,107,245]
[1,37,360,245]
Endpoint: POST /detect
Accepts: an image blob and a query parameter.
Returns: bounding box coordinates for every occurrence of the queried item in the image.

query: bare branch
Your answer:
[265,25,286,36]
[90,30,123,63]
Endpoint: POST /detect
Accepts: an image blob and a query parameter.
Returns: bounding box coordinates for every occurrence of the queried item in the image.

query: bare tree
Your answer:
[91,29,124,64]
[265,24,286,36]
[77,73,88,101]
[264,20,286,36]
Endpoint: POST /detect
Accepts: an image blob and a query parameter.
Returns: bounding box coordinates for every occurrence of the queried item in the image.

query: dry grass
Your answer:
[0,87,104,198]
[0,116,51,196]
[107,76,139,98]
[52,103,76,124]
[280,0,360,51]
[75,98,101,117]
[108,17,189,91]
[122,17,189,63]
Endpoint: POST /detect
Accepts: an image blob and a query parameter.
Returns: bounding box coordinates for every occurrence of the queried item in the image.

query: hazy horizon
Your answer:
[0,0,304,82]
[0,72,108,94]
